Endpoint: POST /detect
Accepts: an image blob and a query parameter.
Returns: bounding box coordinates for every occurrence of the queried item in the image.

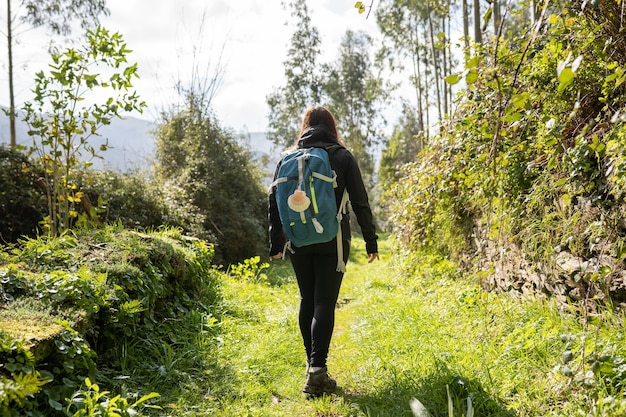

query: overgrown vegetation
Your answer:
[76,169,170,230]
[384,1,626,308]
[0,225,220,416]
[2,232,623,415]
[3,21,267,266]
[0,146,46,243]
[4,1,626,416]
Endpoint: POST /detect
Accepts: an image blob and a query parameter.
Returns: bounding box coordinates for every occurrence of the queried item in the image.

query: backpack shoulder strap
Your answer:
[322,144,349,272]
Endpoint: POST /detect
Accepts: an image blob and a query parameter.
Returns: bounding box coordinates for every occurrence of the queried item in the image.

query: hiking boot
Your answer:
[303,367,337,397]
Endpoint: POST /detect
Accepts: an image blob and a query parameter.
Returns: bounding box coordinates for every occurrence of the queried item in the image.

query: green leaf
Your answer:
[606,139,619,151]
[562,193,571,206]
[559,67,574,84]
[562,350,574,363]
[483,6,493,26]
[502,112,522,123]
[132,392,160,407]
[467,57,480,69]
[511,93,528,109]
[445,74,462,85]
[465,70,478,84]
[558,67,574,93]
[49,399,63,410]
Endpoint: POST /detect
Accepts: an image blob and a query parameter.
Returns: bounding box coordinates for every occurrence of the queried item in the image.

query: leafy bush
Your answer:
[388,4,626,256]
[154,96,267,265]
[65,377,160,416]
[21,27,145,237]
[0,146,46,243]
[0,149,173,244]
[76,169,170,230]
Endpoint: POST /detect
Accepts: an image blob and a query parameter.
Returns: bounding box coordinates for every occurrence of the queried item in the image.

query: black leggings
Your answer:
[290,239,350,368]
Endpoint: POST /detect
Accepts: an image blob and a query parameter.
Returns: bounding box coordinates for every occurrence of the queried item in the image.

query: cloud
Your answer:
[0,1,383,133]
[98,0,292,131]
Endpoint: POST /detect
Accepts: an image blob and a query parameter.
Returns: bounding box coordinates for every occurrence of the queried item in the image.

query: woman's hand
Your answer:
[367,253,379,263]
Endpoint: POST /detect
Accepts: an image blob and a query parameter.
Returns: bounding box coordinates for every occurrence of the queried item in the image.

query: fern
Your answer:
[0,372,49,408]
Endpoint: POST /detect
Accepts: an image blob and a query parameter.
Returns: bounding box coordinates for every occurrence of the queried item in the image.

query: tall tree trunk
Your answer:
[493,0,501,37]
[447,10,453,115]
[473,0,482,45]
[463,0,470,53]
[529,0,538,24]
[416,58,425,135]
[410,21,425,134]
[427,5,442,123]
[441,14,448,117]
[7,0,16,148]
[423,29,430,138]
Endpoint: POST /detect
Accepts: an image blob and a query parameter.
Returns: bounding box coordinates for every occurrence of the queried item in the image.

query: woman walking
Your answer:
[268,105,379,396]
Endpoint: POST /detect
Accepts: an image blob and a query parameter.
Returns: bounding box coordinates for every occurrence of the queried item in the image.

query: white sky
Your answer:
[1,0,381,133]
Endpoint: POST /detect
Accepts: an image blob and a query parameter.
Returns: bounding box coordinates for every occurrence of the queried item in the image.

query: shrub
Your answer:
[154,97,267,265]
[76,169,170,230]
[0,146,46,243]
[385,2,626,310]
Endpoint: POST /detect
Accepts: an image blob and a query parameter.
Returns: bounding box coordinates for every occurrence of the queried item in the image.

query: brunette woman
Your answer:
[268,105,379,396]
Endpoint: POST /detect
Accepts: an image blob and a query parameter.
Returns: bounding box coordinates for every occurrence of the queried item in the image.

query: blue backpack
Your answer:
[272,146,349,271]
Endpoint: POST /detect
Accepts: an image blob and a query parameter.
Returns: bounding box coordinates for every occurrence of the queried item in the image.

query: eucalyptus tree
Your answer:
[425,0,446,122]
[321,29,386,188]
[529,0,538,23]
[492,0,502,36]
[377,0,428,135]
[266,1,321,149]
[5,0,109,148]
[377,0,457,135]
[462,0,470,52]
[379,100,424,186]
[473,0,482,45]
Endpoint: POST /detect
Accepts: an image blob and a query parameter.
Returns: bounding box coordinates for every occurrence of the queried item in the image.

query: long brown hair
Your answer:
[296,106,345,146]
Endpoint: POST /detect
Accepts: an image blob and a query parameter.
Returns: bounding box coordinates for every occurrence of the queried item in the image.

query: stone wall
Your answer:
[472,229,626,312]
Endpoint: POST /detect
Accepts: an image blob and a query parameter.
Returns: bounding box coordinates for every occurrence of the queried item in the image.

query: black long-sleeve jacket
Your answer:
[268,125,378,257]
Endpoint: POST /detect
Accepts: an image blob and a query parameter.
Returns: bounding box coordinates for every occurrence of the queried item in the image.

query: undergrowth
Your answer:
[2,231,624,416]
[0,225,221,416]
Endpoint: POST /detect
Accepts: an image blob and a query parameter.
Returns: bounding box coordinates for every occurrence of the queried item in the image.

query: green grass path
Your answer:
[177,235,623,416]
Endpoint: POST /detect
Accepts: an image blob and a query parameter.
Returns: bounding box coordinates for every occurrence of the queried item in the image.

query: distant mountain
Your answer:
[88,117,158,172]
[0,108,388,185]
[0,108,157,172]
[0,109,278,183]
